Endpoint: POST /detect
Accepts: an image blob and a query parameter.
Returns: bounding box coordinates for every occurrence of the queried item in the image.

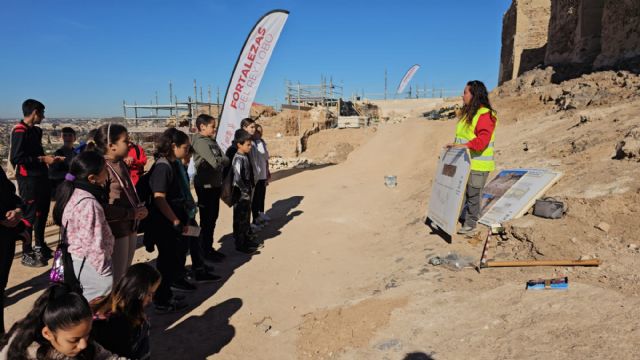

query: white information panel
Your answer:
[479,169,562,226]
[426,148,471,236]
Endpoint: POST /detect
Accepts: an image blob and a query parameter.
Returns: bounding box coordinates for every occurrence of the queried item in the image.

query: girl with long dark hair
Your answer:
[90,263,160,359]
[93,123,148,284]
[445,80,498,236]
[53,151,115,301]
[146,128,191,313]
[0,285,121,359]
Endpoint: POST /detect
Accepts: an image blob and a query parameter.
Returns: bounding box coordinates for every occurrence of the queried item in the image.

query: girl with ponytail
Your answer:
[0,284,122,359]
[53,151,115,302]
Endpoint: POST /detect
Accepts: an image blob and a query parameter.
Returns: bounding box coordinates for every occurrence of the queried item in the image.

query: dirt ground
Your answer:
[4,74,640,359]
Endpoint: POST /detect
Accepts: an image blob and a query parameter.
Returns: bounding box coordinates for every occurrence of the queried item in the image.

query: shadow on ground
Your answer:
[149,195,304,359]
[270,163,334,183]
[403,352,436,360]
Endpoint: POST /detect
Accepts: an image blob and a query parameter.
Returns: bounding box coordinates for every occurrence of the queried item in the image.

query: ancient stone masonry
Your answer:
[499,0,640,85]
[594,0,640,70]
[499,0,551,84]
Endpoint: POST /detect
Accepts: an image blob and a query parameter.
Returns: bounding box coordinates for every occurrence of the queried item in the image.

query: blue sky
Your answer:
[0,0,510,118]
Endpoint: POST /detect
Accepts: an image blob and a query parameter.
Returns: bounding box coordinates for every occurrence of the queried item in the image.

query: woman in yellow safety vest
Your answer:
[445,80,497,236]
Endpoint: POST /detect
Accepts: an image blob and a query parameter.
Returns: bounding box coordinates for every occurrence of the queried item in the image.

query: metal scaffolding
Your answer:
[285,76,343,107]
[123,79,221,129]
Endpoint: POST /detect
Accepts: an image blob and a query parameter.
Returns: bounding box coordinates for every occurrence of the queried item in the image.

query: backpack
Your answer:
[135,158,171,235]
[50,222,86,295]
[220,169,235,207]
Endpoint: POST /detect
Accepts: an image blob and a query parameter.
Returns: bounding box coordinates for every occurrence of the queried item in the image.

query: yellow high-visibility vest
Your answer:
[454,107,497,172]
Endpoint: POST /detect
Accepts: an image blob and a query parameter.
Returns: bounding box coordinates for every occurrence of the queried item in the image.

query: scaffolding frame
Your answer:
[123,79,221,129]
[285,76,343,107]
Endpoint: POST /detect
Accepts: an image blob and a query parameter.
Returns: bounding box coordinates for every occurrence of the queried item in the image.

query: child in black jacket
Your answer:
[231,130,259,254]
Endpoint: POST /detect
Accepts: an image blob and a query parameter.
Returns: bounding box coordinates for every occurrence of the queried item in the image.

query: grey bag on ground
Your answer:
[533,197,566,219]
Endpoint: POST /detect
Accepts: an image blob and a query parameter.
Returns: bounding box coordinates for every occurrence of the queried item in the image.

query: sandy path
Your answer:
[5,116,639,359]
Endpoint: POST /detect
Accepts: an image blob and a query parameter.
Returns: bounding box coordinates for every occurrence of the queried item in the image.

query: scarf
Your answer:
[74,180,109,206]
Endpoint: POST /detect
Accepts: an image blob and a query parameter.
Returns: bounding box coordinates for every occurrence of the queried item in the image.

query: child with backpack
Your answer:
[91,124,147,284]
[90,263,160,359]
[145,128,191,313]
[0,284,122,359]
[231,130,260,254]
[52,151,114,302]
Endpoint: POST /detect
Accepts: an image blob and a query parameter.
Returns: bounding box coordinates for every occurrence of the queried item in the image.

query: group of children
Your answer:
[0,99,272,359]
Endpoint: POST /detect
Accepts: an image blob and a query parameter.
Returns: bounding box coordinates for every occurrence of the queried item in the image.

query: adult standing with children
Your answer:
[445,80,498,236]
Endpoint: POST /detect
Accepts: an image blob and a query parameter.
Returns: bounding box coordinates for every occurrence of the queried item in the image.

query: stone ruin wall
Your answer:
[499,0,640,85]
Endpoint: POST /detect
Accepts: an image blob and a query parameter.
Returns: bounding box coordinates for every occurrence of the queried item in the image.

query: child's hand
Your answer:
[1,209,21,227]
[134,207,148,220]
[123,157,134,166]
[40,155,56,165]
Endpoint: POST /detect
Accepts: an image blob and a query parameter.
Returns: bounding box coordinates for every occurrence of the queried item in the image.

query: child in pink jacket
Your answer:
[52,151,115,302]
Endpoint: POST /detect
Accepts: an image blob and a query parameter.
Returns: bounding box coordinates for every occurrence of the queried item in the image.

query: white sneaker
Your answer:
[259,212,271,222]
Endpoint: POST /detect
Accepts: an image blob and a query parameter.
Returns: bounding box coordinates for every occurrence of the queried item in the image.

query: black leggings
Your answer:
[0,231,17,334]
[151,223,183,305]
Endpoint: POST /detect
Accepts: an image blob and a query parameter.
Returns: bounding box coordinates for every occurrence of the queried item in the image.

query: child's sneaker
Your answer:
[193,269,223,283]
[258,212,271,222]
[154,298,188,314]
[37,245,54,260]
[170,278,197,293]
[21,252,47,268]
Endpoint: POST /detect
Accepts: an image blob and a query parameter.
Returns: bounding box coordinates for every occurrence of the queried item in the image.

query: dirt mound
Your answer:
[495,68,640,109]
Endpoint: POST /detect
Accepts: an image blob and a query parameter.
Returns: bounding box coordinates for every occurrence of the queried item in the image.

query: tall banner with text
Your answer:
[396,64,420,94]
[216,10,289,152]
